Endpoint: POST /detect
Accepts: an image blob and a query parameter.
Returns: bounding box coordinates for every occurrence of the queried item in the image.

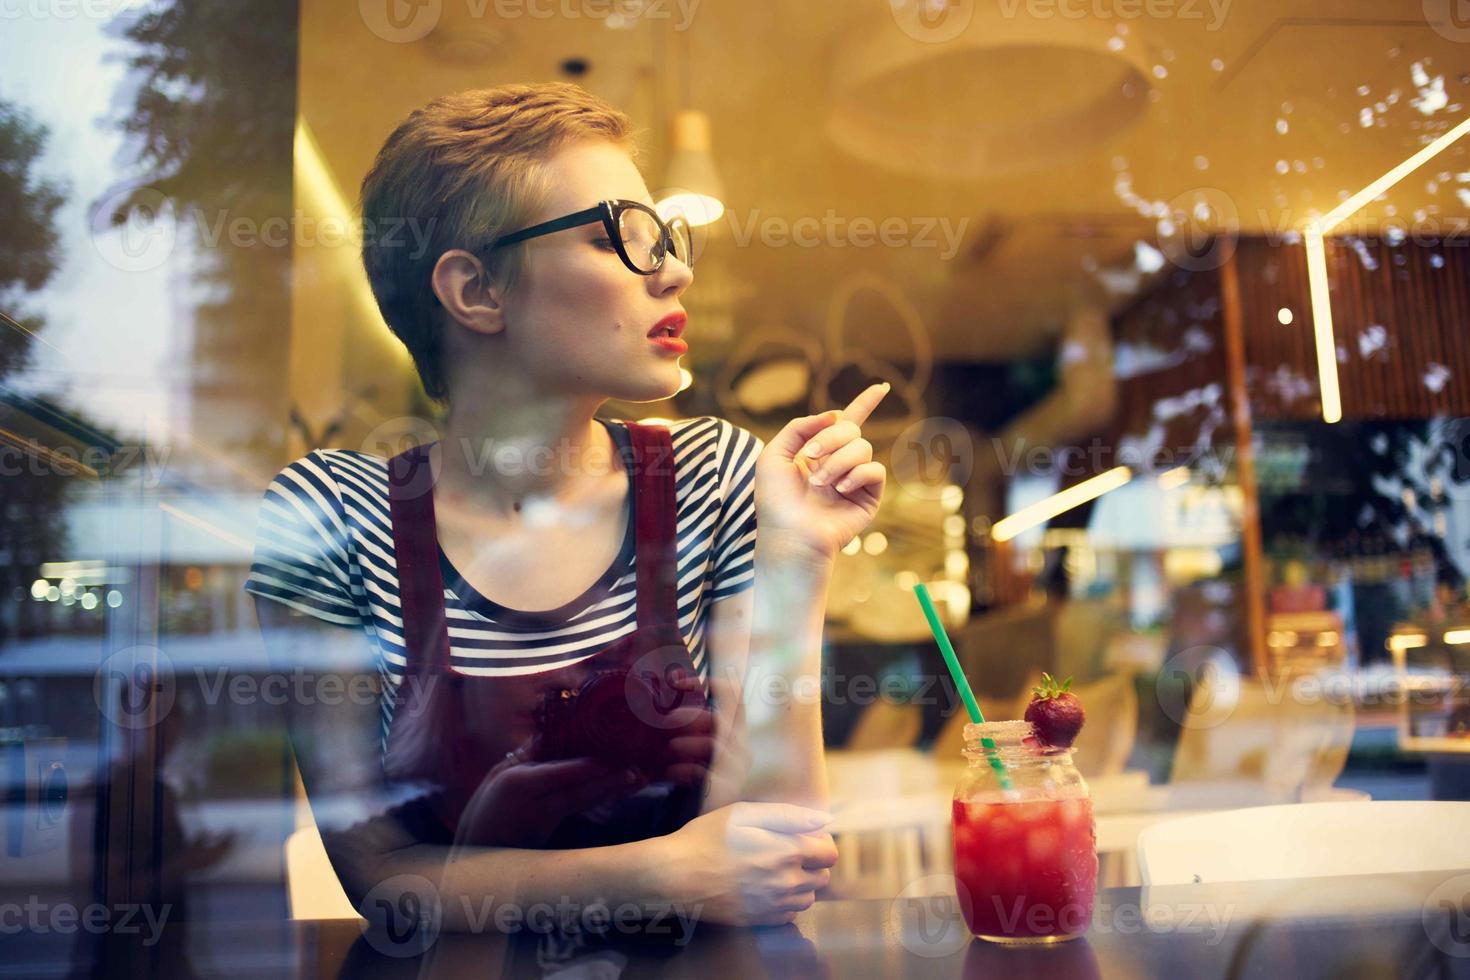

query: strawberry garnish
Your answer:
[1024,672,1085,749]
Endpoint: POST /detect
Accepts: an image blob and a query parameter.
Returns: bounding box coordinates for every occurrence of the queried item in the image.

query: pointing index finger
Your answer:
[840,382,892,426]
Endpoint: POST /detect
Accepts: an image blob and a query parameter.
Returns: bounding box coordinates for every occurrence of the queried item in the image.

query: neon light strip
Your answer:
[1304,115,1470,423]
[1303,227,1342,424]
[1323,115,1470,230]
[992,466,1133,542]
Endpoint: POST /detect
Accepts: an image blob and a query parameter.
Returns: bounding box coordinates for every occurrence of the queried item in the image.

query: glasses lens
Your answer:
[617,207,663,273]
[667,215,694,270]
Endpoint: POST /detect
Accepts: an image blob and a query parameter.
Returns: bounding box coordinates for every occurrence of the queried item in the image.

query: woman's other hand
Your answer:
[453,742,647,848]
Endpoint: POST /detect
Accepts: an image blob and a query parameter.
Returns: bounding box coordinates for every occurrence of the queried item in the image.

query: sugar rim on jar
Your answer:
[961,720,1074,763]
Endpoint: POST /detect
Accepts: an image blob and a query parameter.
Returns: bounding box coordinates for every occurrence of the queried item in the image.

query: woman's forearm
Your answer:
[741,536,834,810]
[328,816,672,933]
[394,838,666,932]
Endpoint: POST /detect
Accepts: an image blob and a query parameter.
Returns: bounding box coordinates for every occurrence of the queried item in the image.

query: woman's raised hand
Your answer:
[754,383,891,565]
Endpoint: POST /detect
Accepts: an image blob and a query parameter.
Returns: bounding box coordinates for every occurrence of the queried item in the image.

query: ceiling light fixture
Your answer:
[659,108,725,227]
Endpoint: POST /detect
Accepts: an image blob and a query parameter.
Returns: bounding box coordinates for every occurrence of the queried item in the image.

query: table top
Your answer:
[17,870,1470,978]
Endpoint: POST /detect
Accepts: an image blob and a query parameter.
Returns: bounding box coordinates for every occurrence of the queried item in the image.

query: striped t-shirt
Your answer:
[244,416,763,749]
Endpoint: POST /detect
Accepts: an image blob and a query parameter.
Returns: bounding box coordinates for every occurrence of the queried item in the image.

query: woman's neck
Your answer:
[432,391,616,520]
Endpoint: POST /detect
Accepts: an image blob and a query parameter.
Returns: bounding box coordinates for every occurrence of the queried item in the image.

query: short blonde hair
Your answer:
[359,83,635,402]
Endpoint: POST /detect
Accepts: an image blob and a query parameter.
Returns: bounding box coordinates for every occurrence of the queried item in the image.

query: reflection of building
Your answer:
[10,422,267,644]
[51,487,259,637]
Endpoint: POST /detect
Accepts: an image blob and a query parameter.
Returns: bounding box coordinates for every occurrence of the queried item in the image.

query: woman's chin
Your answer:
[608,365,685,405]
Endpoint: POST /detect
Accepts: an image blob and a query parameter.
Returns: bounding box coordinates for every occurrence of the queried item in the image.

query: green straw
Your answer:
[913,583,1012,790]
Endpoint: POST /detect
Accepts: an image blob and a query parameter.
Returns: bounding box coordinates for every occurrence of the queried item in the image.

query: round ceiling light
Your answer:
[827,13,1152,179]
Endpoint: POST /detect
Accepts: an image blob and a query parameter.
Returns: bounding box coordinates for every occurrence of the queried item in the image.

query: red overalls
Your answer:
[380,422,713,849]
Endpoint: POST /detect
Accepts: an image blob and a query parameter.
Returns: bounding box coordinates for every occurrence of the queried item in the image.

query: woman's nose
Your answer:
[650,255,693,297]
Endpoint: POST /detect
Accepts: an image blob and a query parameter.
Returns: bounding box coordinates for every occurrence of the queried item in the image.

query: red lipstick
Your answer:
[648,312,688,354]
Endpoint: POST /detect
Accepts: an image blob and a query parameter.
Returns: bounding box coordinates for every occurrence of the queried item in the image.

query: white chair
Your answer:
[843,700,923,751]
[1136,801,1470,885]
[284,762,363,921]
[285,826,363,920]
[1170,675,1355,797]
[825,792,955,899]
[1066,671,1138,780]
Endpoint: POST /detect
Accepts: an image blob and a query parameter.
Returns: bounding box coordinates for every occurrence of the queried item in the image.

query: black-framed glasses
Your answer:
[487,199,694,276]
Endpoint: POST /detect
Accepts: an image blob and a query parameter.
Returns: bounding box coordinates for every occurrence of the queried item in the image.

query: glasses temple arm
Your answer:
[486,204,606,251]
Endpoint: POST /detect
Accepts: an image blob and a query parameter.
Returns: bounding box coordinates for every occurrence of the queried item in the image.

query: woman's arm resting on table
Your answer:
[253,596,834,930]
[253,596,669,929]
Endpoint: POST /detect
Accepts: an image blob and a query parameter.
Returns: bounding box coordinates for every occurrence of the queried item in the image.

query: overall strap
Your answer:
[625,422,680,631]
[386,444,452,675]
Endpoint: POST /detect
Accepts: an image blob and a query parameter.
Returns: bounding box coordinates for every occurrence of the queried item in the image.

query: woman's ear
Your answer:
[431,249,506,336]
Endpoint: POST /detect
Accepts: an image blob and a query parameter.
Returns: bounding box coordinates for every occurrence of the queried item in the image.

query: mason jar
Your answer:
[950,720,1098,944]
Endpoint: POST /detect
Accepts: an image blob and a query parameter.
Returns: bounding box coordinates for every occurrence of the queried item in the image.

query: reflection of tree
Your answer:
[0,96,71,644]
[0,97,66,376]
[1259,419,1465,665]
[102,0,297,467]
[1260,420,1462,584]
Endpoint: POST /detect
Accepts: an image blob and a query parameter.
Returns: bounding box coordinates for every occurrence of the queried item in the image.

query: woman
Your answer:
[247,82,888,939]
